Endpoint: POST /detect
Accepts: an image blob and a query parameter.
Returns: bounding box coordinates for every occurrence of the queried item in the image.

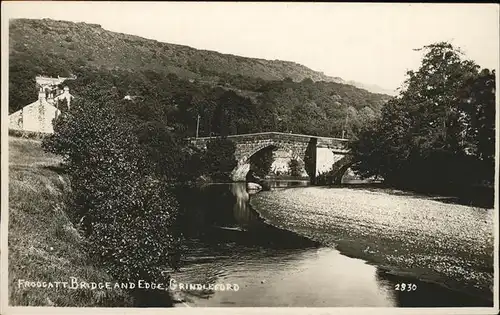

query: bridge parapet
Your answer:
[186,132,352,182]
[187,132,349,147]
[316,137,350,152]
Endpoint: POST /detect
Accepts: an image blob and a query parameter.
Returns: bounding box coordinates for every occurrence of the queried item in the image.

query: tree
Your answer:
[42,89,183,297]
[250,147,275,177]
[456,68,496,184]
[203,137,237,182]
[288,158,303,177]
[211,90,258,136]
[290,101,327,135]
[351,42,494,190]
[135,121,195,183]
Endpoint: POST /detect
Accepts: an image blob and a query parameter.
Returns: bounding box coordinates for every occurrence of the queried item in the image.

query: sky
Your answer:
[2,2,499,92]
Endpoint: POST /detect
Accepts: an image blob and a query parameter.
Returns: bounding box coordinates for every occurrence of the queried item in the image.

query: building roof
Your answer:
[35,75,77,86]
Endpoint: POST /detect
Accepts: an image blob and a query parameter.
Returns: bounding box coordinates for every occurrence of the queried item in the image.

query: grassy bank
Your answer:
[8,136,133,307]
[251,186,494,304]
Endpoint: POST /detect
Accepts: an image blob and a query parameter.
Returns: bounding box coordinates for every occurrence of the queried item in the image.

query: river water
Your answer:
[171,182,492,307]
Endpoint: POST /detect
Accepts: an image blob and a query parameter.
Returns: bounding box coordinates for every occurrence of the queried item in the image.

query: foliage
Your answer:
[203,137,238,182]
[42,90,184,285]
[210,90,259,136]
[249,146,275,177]
[9,137,133,307]
[134,121,204,183]
[288,158,303,177]
[9,18,392,96]
[351,42,496,190]
[9,18,390,140]
[456,68,496,184]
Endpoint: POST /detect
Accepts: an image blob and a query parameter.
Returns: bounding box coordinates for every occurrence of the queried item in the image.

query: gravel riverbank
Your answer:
[250,186,494,302]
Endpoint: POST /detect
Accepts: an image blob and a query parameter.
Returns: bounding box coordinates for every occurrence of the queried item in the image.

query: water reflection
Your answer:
[172,182,489,307]
[174,247,397,307]
[176,182,317,248]
[230,183,254,229]
[263,179,310,189]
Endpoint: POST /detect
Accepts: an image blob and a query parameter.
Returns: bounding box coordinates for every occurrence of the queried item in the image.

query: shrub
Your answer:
[315,170,334,186]
[288,158,302,177]
[42,90,182,286]
[249,146,275,177]
[89,177,182,281]
[203,137,237,182]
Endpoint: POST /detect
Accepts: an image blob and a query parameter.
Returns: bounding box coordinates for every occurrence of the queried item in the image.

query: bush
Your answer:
[249,146,275,177]
[288,158,302,177]
[203,137,237,182]
[89,177,181,282]
[135,121,194,182]
[42,90,182,286]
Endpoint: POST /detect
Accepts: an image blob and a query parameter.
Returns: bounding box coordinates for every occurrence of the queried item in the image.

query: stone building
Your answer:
[9,76,75,134]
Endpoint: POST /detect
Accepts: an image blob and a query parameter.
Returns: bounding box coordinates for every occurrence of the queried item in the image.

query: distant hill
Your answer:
[9,18,392,139]
[9,18,390,95]
[346,81,397,96]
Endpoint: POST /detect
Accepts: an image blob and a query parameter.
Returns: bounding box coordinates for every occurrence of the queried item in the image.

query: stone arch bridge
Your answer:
[187,132,353,183]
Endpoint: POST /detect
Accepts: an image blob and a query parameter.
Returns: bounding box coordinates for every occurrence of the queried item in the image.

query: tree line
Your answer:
[350,42,495,199]
[10,50,389,140]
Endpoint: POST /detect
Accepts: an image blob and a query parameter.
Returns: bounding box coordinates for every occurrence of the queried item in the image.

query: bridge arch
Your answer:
[333,159,359,185]
[186,132,351,183]
[232,141,309,181]
[232,144,278,181]
[315,155,357,185]
[240,143,279,165]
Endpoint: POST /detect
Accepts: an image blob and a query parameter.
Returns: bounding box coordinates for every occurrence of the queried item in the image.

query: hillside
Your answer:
[9,19,390,93]
[9,18,392,139]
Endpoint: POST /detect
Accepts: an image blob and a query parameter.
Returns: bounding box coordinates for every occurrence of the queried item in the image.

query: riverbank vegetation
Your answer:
[9,137,133,306]
[350,42,495,201]
[40,83,242,305]
[41,87,190,306]
[203,137,238,182]
[10,88,239,306]
[249,147,275,178]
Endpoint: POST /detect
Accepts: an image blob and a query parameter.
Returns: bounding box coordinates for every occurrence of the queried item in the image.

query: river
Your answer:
[170,181,493,307]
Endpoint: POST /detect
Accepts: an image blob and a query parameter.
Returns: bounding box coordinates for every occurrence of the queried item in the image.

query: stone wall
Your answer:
[231,139,310,181]
[316,148,346,176]
[187,132,351,181]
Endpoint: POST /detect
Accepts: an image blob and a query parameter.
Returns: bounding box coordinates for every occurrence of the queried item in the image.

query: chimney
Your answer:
[63,86,73,109]
[38,86,46,101]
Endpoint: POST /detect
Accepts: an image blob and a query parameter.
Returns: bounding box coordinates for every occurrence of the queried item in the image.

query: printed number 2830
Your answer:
[395,283,417,291]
